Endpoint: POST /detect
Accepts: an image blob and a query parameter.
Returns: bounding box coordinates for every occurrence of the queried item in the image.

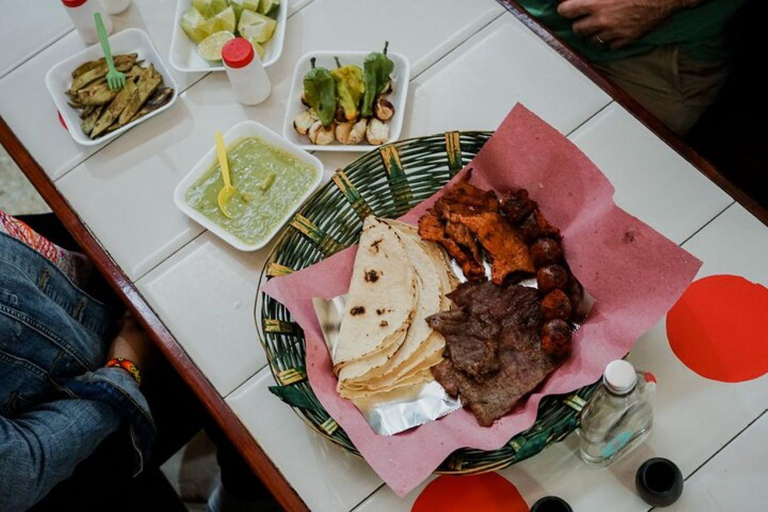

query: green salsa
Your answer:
[186,137,318,246]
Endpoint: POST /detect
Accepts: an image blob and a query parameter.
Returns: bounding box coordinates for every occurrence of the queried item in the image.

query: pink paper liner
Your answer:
[262,105,702,496]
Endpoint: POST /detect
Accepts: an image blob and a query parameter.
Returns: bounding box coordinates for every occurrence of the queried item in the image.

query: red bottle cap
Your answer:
[222,38,254,69]
[62,0,88,7]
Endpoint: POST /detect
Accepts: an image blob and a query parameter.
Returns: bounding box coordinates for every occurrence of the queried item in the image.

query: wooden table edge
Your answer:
[496,0,768,227]
[0,116,309,512]
[0,5,764,512]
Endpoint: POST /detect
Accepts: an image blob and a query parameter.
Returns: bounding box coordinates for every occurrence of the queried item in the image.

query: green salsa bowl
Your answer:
[174,120,324,251]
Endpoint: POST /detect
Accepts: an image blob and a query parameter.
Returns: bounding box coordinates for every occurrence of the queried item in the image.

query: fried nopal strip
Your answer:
[81,104,104,136]
[70,54,135,79]
[130,87,174,121]
[77,80,119,105]
[69,53,138,95]
[119,65,162,125]
[90,80,137,139]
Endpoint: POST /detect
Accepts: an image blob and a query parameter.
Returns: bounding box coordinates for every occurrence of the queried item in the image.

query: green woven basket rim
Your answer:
[254,131,599,474]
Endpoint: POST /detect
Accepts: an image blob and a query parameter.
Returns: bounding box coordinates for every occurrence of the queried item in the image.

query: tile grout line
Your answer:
[564,101,613,138]
[133,228,208,282]
[51,0,318,184]
[0,27,76,81]
[647,409,768,511]
[409,9,506,82]
[679,201,735,247]
[349,484,388,512]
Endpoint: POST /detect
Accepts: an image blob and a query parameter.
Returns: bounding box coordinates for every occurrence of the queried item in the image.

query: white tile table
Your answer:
[1,1,765,510]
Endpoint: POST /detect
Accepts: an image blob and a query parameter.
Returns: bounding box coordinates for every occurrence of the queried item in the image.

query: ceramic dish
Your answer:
[174,120,324,251]
[282,50,410,152]
[169,0,287,73]
[45,28,179,147]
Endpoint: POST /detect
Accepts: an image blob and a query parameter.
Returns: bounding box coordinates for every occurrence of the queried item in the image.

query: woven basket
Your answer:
[255,131,599,474]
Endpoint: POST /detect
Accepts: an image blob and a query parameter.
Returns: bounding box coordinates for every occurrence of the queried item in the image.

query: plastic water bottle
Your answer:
[578,360,656,467]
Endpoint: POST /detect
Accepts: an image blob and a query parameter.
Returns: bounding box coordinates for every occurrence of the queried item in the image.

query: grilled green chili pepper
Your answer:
[331,57,365,122]
[361,41,395,118]
[303,57,337,127]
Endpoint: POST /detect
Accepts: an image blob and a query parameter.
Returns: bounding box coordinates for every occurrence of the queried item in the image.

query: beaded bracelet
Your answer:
[106,357,142,386]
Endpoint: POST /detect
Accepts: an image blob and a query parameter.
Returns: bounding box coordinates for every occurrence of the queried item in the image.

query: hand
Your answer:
[107,313,156,377]
[557,0,697,50]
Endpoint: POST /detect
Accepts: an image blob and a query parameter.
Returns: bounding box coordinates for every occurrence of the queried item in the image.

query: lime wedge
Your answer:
[213,6,236,33]
[238,10,276,43]
[180,7,208,44]
[192,0,228,18]
[258,0,280,18]
[197,31,235,61]
[247,38,266,59]
[229,0,260,20]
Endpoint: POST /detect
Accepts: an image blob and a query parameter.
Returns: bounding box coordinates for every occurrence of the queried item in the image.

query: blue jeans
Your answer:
[0,233,154,511]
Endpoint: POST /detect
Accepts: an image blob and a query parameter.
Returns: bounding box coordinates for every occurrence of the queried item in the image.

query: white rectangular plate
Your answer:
[283,50,410,152]
[173,120,324,252]
[169,0,287,73]
[45,28,179,148]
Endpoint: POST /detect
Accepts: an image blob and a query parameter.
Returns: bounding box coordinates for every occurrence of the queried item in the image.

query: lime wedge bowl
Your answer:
[170,0,287,72]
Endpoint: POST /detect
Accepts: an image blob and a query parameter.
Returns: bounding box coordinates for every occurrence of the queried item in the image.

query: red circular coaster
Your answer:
[666,275,768,383]
[412,474,529,512]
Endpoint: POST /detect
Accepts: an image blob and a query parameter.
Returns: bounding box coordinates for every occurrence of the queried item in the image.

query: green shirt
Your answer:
[517,0,746,62]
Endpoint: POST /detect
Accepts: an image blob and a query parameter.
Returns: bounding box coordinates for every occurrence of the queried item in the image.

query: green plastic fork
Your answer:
[94,12,125,90]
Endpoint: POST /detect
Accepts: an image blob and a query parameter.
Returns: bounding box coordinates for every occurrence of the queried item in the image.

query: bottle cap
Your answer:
[530,496,573,512]
[62,0,88,7]
[222,38,254,69]
[603,360,637,395]
[635,457,684,506]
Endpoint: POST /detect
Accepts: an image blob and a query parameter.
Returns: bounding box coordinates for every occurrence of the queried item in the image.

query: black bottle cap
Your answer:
[530,496,573,512]
[635,457,684,507]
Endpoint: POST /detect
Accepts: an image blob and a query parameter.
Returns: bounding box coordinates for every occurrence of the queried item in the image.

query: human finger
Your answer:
[558,0,593,19]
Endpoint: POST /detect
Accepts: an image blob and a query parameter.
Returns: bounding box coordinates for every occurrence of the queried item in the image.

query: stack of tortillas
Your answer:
[334,216,458,399]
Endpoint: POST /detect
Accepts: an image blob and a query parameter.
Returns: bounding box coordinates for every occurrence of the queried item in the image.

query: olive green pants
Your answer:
[595,46,729,136]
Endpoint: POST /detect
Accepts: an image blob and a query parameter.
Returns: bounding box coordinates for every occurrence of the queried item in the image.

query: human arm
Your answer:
[557,0,705,49]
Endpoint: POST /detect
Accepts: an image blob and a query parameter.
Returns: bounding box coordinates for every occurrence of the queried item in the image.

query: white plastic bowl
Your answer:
[45,28,179,147]
[169,0,287,73]
[282,50,411,152]
[174,120,324,252]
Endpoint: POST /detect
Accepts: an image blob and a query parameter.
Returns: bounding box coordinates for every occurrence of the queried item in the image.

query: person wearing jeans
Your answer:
[0,211,277,512]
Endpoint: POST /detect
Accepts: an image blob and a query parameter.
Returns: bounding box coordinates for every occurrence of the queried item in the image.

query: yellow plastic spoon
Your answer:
[215,131,237,219]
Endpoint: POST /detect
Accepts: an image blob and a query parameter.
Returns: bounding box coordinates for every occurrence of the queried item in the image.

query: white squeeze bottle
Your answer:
[61,0,113,44]
[578,360,656,467]
[222,38,271,106]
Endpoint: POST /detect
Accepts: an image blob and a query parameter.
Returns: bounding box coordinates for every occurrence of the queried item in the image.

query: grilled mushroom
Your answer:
[335,122,354,144]
[308,121,336,145]
[374,97,395,121]
[293,110,317,136]
[366,118,390,145]
[349,118,367,145]
[336,119,367,145]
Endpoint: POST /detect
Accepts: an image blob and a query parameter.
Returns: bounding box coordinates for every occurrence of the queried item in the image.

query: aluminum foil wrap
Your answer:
[313,295,463,436]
